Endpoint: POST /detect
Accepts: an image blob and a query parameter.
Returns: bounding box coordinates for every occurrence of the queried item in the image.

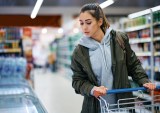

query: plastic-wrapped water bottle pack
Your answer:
[0,57,27,79]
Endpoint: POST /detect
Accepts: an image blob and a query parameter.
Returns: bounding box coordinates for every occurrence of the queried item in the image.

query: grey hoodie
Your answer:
[79,27,117,105]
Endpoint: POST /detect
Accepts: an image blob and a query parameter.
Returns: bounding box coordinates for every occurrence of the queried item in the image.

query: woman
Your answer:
[71,3,155,113]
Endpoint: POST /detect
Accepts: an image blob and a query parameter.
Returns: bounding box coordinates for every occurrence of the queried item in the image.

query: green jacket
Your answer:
[71,30,150,113]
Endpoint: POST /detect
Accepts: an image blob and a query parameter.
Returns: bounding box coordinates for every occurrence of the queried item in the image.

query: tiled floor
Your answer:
[33,69,83,113]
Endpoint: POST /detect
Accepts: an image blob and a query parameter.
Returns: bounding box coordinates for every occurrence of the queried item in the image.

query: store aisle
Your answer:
[33,69,83,113]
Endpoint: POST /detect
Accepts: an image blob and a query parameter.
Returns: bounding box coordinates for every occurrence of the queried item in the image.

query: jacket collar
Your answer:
[110,30,116,76]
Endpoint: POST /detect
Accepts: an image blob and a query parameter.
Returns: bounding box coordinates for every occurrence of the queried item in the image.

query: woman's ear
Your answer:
[98,18,103,27]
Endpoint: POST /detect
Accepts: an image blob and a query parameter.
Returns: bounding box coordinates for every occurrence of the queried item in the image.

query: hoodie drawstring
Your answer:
[99,43,108,72]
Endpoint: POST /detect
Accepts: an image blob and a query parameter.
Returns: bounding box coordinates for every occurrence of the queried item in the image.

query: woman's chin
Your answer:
[84,34,90,37]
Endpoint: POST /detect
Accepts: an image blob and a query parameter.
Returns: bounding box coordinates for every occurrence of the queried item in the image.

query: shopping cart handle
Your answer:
[107,85,160,94]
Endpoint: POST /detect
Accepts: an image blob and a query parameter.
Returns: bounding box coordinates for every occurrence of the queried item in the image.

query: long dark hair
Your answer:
[80,3,110,34]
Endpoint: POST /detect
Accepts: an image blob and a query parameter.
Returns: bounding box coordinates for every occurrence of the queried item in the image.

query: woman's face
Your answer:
[79,11,102,37]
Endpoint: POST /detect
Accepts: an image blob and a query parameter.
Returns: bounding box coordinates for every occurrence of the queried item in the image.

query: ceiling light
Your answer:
[42,28,47,34]
[100,0,114,9]
[58,28,63,34]
[31,0,44,19]
[128,9,150,19]
[128,5,160,19]
[151,5,160,12]
[73,28,79,34]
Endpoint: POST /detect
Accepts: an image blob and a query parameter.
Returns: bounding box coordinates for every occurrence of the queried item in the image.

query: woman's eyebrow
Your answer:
[85,19,92,21]
[79,19,92,22]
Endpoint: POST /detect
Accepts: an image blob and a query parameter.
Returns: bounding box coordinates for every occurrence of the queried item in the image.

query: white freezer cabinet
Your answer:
[0,78,29,85]
[0,84,34,96]
[0,94,47,113]
[0,79,47,113]
[0,78,34,96]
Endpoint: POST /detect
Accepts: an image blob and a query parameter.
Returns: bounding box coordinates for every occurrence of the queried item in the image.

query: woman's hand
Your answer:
[143,83,156,90]
[93,86,107,98]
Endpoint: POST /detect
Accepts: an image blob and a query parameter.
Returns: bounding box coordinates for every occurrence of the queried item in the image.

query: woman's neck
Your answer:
[92,29,105,43]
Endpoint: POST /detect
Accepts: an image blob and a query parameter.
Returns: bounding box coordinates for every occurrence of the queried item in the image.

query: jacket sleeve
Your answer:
[70,48,94,97]
[121,32,151,86]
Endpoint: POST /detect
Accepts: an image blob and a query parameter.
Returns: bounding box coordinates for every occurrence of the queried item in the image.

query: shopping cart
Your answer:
[98,85,160,113]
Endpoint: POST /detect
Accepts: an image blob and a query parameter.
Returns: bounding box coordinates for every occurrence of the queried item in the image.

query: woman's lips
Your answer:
[84,32,89,34]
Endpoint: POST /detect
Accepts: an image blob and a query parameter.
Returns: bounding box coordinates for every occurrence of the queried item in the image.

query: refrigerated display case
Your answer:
[0,78,33,95]
[0,79,47,113]
[0,94,47,113]
[0,62,47,113]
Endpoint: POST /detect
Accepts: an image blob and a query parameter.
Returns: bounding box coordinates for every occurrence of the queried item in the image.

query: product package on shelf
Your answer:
[0,27,23,57]
[153,11,160,23]
[154,25,160,37]
[154,56,160,81]
[0,57,27,79]
[154,40,160,51]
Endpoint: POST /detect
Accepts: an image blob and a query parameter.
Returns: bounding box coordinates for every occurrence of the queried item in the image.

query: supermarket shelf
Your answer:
[59,58,71,65]
[122,7,160,104]
[153,21,160,26]
[140,66,159,72]
[5,40,20,43]
[58,42,69,47]
[136,52,160,56]
[154,52,160,56]
[125,24,151,32]
[0,39,21,43]
[129,38,151,44]
[133,92,152,101]
[0,48,21,53]
[154,37,160,41]
[129,37,160,44]
[58,51,72,56]
[58,45,70,48]
[155,80,160,86]
[136,52,151,56]
[56,33,82,75]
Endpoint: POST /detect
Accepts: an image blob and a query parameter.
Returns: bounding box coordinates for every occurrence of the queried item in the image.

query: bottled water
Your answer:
[14,57,27,79]
[0,57,5,78]
[1,58,13,78]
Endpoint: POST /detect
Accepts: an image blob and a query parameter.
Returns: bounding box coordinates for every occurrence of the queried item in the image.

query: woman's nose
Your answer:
[82,24,87,31]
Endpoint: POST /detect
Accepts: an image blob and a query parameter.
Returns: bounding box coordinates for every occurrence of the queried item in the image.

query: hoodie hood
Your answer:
[79,27,112,50]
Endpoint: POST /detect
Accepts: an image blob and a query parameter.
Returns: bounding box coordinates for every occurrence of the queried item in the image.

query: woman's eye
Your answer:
[80,23,84,25]
[86,22,91,25]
